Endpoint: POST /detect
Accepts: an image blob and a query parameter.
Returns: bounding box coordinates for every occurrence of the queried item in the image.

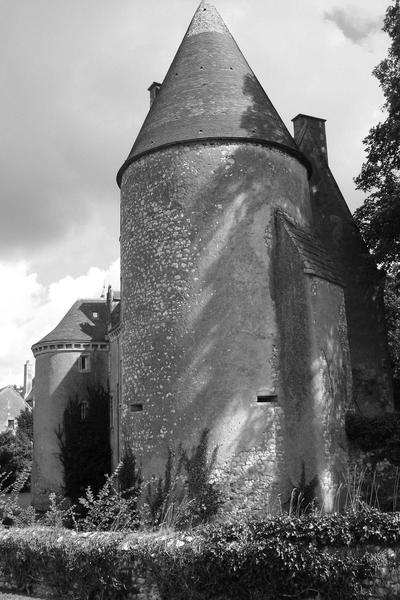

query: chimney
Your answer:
[148,82,162,106]
[23,360,32,398]
[106,284,114,328]
[292,114,328,164]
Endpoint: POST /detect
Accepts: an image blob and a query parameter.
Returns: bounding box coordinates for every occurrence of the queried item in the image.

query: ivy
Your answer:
[2,510,400,599]
[56,385,111,501]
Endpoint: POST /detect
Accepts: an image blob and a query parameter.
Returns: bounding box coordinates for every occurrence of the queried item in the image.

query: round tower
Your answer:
[118,2,350,512]
[31,299,109,508]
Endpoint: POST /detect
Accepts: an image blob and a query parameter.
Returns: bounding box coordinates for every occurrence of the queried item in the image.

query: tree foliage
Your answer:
[57,386,111,502]
[0,429,32,491]
[354,1,400,385]
[16,407,33,442]
[385,265,400,380]
[353,0,400,269]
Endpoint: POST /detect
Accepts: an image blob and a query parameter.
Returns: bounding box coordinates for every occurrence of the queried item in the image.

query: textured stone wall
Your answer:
[32,349,108,508]
[293,115,393,416]
[109,336,121,470]
[120,141,310,502]
[307,276,351,509]
[273,217,351,508]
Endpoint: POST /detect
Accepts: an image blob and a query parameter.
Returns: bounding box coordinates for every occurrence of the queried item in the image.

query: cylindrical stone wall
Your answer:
[120,141,311,507]
[32,349,108,508]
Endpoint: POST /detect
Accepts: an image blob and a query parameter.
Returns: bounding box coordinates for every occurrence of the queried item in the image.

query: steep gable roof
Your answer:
[0,386,28,431]
[117,1,303,185]
[278,212,343,286]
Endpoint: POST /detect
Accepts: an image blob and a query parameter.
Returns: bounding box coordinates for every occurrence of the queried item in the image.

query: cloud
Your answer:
[324,7,382,44]
[0,258,120,388]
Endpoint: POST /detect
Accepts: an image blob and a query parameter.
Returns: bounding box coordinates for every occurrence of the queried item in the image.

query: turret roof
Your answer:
[117,1,301,186]
[32,299,108,347]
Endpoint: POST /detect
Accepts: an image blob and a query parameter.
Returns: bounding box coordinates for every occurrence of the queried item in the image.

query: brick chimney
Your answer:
[148,82,162,106]
[292,114,328,164]
[23,360,32,398]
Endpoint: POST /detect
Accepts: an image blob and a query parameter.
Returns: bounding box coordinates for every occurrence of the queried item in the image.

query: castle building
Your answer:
[31,1,392,512]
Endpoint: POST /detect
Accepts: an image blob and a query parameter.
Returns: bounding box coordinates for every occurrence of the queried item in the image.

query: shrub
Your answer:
[0,467,33,525]
[3,510,399,599]
[77,469,140,532]
[118,445,142,500]
[143,429,222,528]
[178,428,222,523]
[0,527,141,598]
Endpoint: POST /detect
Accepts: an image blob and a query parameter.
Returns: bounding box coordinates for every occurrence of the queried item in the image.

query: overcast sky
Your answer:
[0,0,390,386]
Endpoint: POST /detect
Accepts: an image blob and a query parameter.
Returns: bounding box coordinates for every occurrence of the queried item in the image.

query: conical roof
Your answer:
[32,300,108,347]
[117,1,303,186]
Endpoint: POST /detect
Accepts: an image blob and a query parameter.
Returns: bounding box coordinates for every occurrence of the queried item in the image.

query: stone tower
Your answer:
[31,299,109,508]
[117,2,391,512]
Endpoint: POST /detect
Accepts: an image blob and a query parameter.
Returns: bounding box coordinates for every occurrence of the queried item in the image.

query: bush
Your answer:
[0,429,32,491]
[77,469,141,532]
[143,429,222,528]
[0,527,142,598]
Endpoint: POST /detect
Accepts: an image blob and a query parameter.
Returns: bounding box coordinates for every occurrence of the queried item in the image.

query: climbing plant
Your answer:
[57,385,111,502]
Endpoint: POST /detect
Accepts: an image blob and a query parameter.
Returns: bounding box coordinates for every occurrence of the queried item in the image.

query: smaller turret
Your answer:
[31,298,110,508]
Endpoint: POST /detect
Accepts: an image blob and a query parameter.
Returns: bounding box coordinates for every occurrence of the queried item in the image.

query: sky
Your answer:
[0,0,390,387]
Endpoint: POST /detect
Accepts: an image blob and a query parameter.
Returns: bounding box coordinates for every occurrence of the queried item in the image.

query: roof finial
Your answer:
[100,280,106,298]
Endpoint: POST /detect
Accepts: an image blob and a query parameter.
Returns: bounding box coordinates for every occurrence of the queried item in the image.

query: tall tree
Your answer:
[16,407,33,442]
[354,1,400,398]
[354,0,400,269]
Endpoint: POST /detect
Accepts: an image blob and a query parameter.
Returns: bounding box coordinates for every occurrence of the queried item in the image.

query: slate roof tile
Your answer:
[34,299,108,345]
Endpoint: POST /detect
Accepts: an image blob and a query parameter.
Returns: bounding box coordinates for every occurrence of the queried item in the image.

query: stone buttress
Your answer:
[292,115,393,416]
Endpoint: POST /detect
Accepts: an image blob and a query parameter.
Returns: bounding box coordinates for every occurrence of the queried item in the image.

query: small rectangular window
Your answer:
[92,311,99,319]
[78,354,90,373]
[7,419,14,430]
[130,403,143,413]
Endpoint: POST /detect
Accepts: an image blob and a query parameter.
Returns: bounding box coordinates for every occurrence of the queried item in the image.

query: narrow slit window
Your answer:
[81,400,89,421]
[256,394,277,403]
[130,403,143,413]
[78,354,90,373]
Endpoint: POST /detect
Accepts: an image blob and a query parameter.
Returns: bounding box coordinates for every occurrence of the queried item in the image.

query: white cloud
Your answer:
[0,258,120,388]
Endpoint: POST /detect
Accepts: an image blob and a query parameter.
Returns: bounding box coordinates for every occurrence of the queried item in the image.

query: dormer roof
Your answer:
[117,1,302,186]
